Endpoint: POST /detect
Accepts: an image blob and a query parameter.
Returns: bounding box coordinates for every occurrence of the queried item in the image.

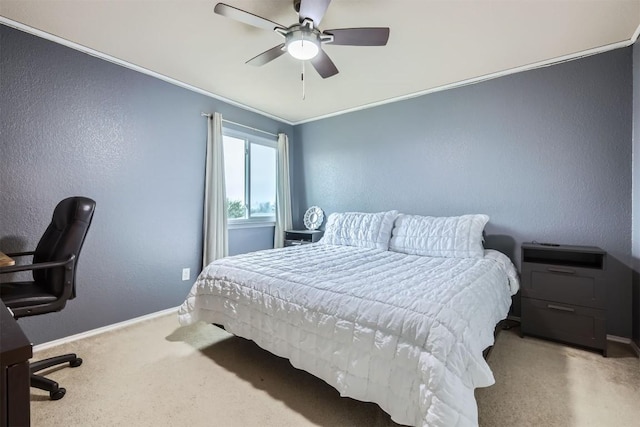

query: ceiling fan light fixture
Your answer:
[285,23,321,61]
[287,38,319,60]
[214,2,389,79]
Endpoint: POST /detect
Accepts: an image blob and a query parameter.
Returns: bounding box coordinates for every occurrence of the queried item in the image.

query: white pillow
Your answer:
[319,211,399,249]
[389,214,489,258]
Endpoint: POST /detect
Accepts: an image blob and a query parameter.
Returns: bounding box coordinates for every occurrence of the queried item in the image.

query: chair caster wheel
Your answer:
[70,357,82,368]
[50,388,66,400]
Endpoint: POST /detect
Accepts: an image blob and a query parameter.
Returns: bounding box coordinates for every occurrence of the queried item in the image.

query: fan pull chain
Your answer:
[301,60,306,100]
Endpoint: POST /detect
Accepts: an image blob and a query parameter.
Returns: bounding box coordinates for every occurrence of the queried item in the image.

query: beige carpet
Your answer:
[30,313,639,427]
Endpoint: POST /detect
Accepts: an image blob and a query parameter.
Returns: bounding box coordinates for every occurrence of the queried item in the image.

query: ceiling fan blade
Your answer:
[311,49,338,79]
[324,28,390,46]
[214,3,285,31]
[246,44,287,66]
[299,0,332,26]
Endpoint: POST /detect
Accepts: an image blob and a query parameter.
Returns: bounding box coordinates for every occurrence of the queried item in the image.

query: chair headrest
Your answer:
[52,197,96,230]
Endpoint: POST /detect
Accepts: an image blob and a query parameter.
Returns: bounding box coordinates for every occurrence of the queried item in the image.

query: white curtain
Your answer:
[202,112,228,266]
[274,132,292,248]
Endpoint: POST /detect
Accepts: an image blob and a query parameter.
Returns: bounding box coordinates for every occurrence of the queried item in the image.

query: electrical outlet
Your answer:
[182,268,190,281]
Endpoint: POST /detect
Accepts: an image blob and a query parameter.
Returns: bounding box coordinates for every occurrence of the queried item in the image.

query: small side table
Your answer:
[520,243,607,355]
[284,230,323,247]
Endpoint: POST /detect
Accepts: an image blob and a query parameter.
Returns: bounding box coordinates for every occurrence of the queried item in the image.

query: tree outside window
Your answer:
[222,131,276,223]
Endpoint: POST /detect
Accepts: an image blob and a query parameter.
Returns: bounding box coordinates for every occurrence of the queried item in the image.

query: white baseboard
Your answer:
[605,335,640,356]
[32,308,640,358]
[33,306,179,352]
[606,334,632,345]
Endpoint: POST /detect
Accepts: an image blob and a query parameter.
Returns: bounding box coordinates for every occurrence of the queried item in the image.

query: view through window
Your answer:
[223,130,277,222]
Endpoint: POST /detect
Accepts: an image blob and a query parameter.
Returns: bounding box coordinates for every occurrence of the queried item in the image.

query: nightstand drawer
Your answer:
[284,239,308,247]
[521,264,606,308]
[521,298,606,352]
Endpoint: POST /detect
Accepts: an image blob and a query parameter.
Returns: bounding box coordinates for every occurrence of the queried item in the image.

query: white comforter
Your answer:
[178,244,518,427]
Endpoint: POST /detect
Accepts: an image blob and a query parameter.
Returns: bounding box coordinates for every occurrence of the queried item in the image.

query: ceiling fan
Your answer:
[214,0,390,79]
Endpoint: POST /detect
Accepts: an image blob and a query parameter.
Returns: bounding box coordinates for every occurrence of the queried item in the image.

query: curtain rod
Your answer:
[201,113,278,138]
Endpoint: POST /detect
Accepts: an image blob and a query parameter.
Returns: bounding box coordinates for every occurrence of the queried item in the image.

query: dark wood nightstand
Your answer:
[520,243,607,356]
[284,230,323,247]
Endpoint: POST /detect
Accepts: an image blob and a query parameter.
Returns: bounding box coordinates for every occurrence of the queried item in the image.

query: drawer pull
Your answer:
[547,267,576,275]
[547,304,575,313]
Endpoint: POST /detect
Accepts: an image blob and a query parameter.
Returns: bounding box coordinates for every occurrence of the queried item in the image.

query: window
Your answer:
[223,128,277,225]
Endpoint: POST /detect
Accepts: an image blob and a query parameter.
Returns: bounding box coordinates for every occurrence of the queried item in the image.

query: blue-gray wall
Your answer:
[2,22,637,342]
[293,48,633,338]
[633,41,640,347]
[0,25,291,344]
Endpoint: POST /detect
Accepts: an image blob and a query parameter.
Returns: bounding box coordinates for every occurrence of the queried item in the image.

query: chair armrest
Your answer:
[0,254,76,274]
[4,251,35,258]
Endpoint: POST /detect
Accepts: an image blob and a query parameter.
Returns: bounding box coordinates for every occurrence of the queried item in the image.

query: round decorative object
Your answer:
[303,206,324,230]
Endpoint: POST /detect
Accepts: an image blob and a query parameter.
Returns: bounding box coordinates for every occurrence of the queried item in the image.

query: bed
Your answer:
[178,211,519,427]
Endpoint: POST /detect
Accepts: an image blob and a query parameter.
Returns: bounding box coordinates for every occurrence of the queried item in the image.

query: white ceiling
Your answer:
[1,1,639,124]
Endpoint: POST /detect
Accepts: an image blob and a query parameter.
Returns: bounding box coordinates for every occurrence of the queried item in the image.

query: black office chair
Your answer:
[0,196,95,400]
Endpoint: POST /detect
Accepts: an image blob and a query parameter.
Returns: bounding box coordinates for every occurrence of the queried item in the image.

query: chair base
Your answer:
[30,353,82,400]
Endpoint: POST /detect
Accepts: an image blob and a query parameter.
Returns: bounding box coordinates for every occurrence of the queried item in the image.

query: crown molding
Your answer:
[294,34,638,125]
[0,17,294,126]
[2,16,638,126]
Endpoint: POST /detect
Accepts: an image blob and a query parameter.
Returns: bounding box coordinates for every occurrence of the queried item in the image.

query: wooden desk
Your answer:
[0,299,32,427]
[0,252,15,267]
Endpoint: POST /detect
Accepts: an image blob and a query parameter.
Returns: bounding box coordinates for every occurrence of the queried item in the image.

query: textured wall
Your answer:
[2,22,635,342]
[0,25,291,344]
[633,41,640,346]
[229,227,275,256]
[293,48,633,337]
